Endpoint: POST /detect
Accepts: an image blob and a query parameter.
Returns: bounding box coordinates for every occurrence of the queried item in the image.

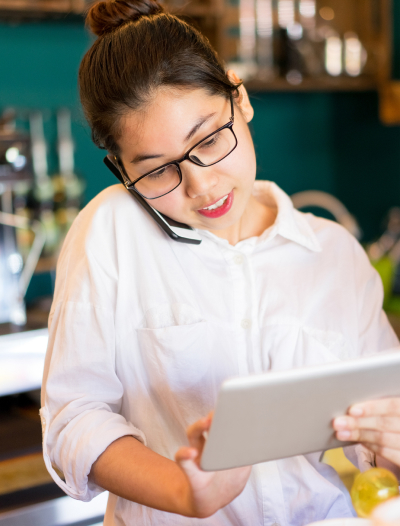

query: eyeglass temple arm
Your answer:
[230,95,234,123]
[104,156,128,186]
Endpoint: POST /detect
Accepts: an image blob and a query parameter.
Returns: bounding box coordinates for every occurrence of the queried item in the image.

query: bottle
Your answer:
[53,108,84,240]
[351,468,399,518]
[29,111,59,258]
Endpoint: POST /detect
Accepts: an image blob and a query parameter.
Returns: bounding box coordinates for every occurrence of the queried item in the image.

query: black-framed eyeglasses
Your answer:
[114,96,237,200]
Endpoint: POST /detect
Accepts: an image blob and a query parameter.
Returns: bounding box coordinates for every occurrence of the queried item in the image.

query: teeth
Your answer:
[202,195,228,211]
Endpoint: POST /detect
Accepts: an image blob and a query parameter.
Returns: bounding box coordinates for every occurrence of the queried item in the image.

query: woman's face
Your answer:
[117,86,260,243]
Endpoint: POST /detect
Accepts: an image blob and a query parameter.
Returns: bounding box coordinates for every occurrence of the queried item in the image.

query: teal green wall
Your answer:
[252,91,400,240]
[1,11,400,300]
[0,21,109,199]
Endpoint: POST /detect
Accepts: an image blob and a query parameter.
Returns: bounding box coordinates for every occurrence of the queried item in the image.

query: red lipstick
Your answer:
[197,191,233,219]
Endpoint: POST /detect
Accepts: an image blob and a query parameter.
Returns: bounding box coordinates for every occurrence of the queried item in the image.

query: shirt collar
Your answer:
[198,181,322,253]
[254,181,322,252]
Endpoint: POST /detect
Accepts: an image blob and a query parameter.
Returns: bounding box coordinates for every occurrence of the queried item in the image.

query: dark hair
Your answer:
[79,0,241,155]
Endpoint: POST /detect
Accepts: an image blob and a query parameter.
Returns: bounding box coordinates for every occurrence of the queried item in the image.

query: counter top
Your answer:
[0,303,50,337]
[0,329,48,397]
[0,491,108,526]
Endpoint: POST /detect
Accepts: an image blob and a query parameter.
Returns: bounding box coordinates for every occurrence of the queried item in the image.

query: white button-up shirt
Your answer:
[41,181,399,526]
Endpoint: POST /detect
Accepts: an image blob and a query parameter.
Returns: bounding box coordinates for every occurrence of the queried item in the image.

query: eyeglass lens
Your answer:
[135,127,236,199]
[135,164,181,199]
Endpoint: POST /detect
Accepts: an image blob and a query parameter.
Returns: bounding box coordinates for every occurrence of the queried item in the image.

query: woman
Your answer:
[40,1,400,524]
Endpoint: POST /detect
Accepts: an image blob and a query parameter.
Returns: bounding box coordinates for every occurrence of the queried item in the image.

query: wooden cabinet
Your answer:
[177,0,392,89]
[166,0,400,124]
[0,0,398,123]
[0,0,85,15]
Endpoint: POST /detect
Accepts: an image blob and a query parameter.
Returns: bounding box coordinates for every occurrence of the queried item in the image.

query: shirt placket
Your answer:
[224,247,253,376]
[225,245,287,526]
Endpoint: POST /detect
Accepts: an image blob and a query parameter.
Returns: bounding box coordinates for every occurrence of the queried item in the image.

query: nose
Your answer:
[182,161,218,199]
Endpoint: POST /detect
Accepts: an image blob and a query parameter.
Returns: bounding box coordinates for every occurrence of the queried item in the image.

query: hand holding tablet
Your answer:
[174,414,251,518]
[197,351,400,472]
[333,397,400,478]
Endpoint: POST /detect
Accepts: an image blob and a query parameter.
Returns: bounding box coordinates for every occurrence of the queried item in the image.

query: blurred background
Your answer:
[1,0,400,524]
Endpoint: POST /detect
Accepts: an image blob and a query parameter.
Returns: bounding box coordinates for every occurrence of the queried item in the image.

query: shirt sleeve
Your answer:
[352,238,400,356]
[343,239,400,472]
[41,300,146,501]
[40,201,147,502]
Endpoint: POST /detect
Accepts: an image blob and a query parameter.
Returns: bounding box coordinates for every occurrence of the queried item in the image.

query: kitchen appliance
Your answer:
[0,112,45,325]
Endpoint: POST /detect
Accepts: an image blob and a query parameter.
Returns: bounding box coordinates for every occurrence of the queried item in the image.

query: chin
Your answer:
[200,215,241,232]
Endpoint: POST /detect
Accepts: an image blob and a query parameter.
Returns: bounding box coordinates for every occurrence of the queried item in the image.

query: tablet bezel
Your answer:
[200,351,400,471]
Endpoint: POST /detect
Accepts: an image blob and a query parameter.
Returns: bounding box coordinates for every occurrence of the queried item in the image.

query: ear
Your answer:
[226,69,254,123]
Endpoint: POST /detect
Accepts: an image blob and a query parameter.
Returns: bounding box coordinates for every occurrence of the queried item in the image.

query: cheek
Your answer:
[151,190,188,220]
[225,134,257,184]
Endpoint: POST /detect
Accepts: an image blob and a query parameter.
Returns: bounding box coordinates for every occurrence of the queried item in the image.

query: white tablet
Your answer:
[200,350,400,471]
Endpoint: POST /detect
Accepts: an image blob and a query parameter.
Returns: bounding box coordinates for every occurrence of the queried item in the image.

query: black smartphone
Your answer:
[103,156,202,245]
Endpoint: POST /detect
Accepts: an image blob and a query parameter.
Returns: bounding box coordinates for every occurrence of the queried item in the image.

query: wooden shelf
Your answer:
[379,81,400,124]
[168,3,224,18]
[245,76,378,93]
[0,0,223,19]
[0,0,396,119]
[0,0,84,13]
[0,2,85,21]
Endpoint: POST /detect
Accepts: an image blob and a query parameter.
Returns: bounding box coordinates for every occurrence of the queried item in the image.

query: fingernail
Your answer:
[349,406,363,416]
[337,430,351,440]
[334,417,349,428]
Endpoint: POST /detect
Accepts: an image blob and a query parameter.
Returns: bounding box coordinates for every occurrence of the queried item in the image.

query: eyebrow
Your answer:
[184,111,217,142]
[130,111,217,164]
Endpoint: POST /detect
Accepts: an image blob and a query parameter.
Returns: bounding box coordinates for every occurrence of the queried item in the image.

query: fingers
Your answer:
[333,399,400,470]
[333,398,400,441]
[334,415,400,440]
[186,415,212,451]
[348,398,400,418]
[336,427,400,449]
[356,416,400,433]
[175,446,198,463]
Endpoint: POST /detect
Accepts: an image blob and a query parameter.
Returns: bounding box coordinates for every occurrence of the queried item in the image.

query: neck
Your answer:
[209,194,277,246]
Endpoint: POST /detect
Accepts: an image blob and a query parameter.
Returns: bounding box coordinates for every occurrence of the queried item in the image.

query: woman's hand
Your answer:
[333,398,400,479]
[175,413,252,518]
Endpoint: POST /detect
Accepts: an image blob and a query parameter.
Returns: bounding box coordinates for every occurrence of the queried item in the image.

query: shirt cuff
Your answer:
[40,406,147,501]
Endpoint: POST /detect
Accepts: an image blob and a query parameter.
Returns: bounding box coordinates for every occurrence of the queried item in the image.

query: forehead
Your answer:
[117,89,225,155]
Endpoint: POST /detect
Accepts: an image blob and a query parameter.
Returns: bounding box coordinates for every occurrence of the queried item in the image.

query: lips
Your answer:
[197,190,234,219]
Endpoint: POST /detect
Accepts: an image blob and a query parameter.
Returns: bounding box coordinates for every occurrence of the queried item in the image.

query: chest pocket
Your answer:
[136,304,215,426]
[260,319,354,371]
[137,319,210,388]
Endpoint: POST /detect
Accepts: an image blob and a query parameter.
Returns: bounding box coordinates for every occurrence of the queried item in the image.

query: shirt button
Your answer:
[241,318,251,329]
[233,254,243,265]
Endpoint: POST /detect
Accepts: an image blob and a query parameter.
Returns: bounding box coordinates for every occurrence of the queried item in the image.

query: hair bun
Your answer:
[87,0,164,37]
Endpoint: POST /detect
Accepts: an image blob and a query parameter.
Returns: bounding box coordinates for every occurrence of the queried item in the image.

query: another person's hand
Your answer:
[175,413,252,518]
[333,398,400,479]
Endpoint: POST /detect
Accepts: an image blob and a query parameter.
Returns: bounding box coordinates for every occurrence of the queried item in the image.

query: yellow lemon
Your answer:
[351,468,399,518]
